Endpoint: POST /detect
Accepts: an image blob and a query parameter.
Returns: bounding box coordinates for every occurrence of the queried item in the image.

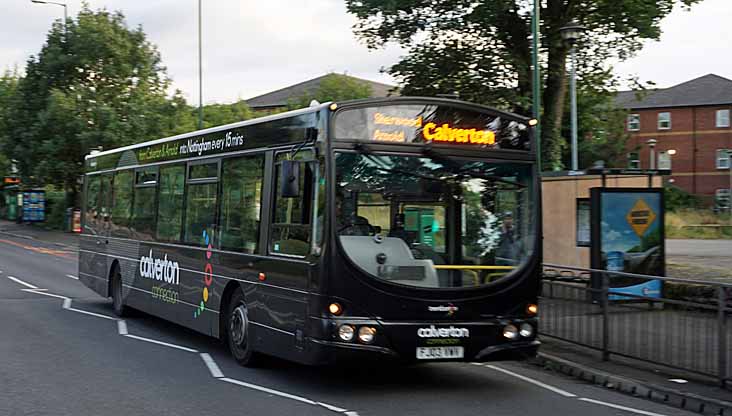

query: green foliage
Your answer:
[561,72,631,169]
[200,100,254,128]
[0,6,191,201]
[43,189,67,230]
[346,0,704,170]
[664,185,700,211]
[288,74,373,109]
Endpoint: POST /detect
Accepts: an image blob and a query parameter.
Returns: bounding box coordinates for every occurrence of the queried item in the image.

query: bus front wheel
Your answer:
[111,266,128,317]
[226,289,259,366]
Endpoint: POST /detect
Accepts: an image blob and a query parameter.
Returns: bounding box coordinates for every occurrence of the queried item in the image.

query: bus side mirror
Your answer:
[280,160,300,198]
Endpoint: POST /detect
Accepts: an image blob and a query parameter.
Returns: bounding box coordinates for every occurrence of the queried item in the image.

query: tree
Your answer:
[288,73,374,109]
[345,0,702,169]
[3,6,190,202]
[0,70,20,178]
[200,100,254,128]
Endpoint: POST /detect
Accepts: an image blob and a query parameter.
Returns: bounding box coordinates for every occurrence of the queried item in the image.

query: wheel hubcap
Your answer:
[230,304,248,346]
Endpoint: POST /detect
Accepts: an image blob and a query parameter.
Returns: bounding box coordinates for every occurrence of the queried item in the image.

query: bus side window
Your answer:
[132,168,158,241]
[111,170,133,235]
[270,151,315,257]
[84,175,101,232]
[156,165,185,242]
[220,154,264,253]
[183,161,219,246]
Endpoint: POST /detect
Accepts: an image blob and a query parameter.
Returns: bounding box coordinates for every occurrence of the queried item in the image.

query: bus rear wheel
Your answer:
[111,266,128,317]
[226,289,259,366]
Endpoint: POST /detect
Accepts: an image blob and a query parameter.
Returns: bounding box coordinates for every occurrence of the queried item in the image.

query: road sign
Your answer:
[626,198,656,237]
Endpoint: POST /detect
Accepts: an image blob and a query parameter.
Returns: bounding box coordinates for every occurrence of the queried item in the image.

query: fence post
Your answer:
[718,287,728,388]
[602,271,610,361]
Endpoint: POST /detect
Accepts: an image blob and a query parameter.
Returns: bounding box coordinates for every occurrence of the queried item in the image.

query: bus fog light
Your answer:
[338,325,355,342]
[503,324,519,340]
[358,326,376,344]
[519,323,534,338]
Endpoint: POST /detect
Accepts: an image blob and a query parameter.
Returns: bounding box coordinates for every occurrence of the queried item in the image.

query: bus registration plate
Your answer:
[416,346,464,360]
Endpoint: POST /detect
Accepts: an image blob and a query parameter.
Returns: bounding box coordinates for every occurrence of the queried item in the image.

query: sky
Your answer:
[1,0,731,104]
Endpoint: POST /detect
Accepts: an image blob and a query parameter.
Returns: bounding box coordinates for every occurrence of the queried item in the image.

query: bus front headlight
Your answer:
[338,324,355,342]
[503,324,519,340]
[519,323,534,338]
[358,326,376,344]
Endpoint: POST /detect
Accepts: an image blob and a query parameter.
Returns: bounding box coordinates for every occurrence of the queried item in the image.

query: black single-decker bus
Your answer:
[79,97,541,365]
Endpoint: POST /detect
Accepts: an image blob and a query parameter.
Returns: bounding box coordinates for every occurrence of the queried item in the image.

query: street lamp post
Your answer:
[30,0,67,37]
[647,138,657,169]
[560,21,587,171]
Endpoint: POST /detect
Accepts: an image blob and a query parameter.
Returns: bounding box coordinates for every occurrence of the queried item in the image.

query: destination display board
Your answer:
[333,104,532,151]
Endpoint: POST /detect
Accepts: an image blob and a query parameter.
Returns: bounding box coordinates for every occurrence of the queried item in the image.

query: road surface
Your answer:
[0,234,698,416]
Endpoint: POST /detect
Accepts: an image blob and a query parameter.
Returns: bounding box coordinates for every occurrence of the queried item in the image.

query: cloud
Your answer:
[2,0,403,104]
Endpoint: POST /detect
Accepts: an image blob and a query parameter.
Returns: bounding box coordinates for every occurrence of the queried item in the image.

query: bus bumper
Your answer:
[306,338,540,365]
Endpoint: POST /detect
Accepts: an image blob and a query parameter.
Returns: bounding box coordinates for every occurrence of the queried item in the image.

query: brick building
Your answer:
[616,74,732,207]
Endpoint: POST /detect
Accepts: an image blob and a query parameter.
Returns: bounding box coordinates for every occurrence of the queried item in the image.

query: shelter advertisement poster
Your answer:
[590,188,664,300]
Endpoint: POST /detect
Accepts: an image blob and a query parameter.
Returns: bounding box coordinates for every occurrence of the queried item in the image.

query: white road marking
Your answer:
[6,275,38,289]
[123,334,198,353]
[17,285,362,415]
[65,274,79,280]
[316,402,348,412]
[200,353,224,378]
[117,320,128,335]
[221,377,316,404]
[68,307,118,321]
[578,398,671,416]
[24,289,69,301]
[668,378,688,384]
[484,364,577,398]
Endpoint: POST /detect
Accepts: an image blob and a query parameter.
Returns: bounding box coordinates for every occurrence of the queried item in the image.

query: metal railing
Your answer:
[540,263,732,387]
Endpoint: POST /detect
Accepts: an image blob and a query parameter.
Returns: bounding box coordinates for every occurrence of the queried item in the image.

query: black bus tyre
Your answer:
[226,289,259,366]
[111,266,128,317]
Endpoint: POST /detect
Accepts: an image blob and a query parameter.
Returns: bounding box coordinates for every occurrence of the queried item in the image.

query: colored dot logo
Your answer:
[194,229,214,318]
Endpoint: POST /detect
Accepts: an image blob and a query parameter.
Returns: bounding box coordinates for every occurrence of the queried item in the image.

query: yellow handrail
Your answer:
[433,265,515,270]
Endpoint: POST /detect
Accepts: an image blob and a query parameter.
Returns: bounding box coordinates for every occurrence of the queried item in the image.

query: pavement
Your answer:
[0,221,725,415]
[667,239,732,275]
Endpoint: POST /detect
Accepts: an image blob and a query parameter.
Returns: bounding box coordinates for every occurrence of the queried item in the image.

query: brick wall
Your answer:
[625,105,732,199]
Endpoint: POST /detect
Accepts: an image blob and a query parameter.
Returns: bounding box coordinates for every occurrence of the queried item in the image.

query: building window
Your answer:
[628,152,640,169]
[576,199,590,247]
[627,114,640,131]
[717,149,731,169]
[657,151,671,170]
[716,189,730,210]
[658,112,671,130]
[716,109,730,128]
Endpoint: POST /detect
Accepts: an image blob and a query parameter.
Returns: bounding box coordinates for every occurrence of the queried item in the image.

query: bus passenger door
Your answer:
[254,151,316,359]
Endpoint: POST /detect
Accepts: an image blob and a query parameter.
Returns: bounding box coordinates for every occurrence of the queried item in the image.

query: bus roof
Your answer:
[85,102,332,161]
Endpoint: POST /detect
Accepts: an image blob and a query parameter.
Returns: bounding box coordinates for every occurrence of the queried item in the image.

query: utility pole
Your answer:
[532,0,541,172]
[198,0,203,130]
